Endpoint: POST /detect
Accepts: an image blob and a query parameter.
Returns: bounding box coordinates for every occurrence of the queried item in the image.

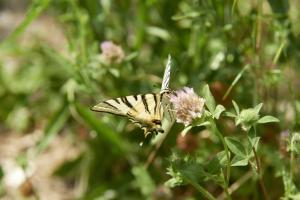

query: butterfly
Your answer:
[91,55,174,137]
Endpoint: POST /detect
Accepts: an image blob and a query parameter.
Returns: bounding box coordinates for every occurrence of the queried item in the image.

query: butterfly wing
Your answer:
[160,55,175,132]
[91,95,139,117]
[160,92,175,133]
[160,55,172,93]
[91,93,165,136]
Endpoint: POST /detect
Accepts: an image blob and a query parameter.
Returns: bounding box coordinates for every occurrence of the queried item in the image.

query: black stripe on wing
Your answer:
[121,97,137,112]
[102,101,118,110]
[113,98,121,104]
[152,93,157,114]
[141,94,150,114]
[90,104,125,117]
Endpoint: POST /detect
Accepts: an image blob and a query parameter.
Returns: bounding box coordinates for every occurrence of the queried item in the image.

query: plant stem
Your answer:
[144,128,170,169]
[250,127,269,200]
[209,119,232,200]
[184,177,217,200]
[255,0,263,51]
[290,134,295,186]
[252,147,269,200]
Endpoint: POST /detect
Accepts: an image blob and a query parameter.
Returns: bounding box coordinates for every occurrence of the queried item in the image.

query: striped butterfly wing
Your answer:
[160,91,175,134]
[161,55,172,93]
[160,55,176,133]
[91,93,165,137]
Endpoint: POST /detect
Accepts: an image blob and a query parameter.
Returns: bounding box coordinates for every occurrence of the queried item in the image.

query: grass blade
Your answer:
[222,64,250,100]
[37,100,69,153]
[75,102,129,154]
[1,0,50,46]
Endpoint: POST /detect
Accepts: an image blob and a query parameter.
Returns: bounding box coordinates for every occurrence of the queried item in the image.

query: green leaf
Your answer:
[213,104,225,119]
[290,193,300,200]
[197,121,211,127]
[231,156,249,166]
[202,84,216,113]
[172,11,201,20]
[53,156,82,177]
[247,136,261,153]
[224,111,236,118]
[232,100,240,115]
[216,151,228,167]
[165,164,184,187]
[146,26,171,41]
[0,166,4,180]
[225,137,247,157]
[239,109,260,123]
[282,168,298,197]
[166,157,217,200]
[181,125,192,136]
[132,165,155,198]
[257,116,279,124]
[290,132,300,154]
[124,52,138,61]
[267,0,289,14]
[6,106,30,132]
[165,176,182,188]
[254,103,263,114]
[236,106,261,131]
[205,151,228,175]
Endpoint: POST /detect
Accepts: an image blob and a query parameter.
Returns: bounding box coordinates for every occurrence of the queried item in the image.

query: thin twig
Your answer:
[218,170,253,200]
[252,147,270,200]
[210,120,232,200]
[290,136,295,183]
[185,177,217,200]
[255,0,263,51]
[144,130,170,169]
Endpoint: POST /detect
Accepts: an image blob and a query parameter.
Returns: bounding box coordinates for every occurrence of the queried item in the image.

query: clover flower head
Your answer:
[100,41,125,64]
[170,87,205,126]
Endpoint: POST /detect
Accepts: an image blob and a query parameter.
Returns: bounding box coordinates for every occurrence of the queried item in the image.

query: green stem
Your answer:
[290,134,295,187]
[209,119,231,200]
[252,147,269,200]
[255,0,263,51]
[250,128,270,200]
[231,0,237,15]
[184,177,217,200]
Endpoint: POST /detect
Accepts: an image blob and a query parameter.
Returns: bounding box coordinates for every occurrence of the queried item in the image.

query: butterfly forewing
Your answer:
[91,95,136,116]
[161,55,172,93]
[91,93,165,136]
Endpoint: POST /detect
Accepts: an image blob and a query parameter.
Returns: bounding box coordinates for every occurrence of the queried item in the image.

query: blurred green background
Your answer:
[0,0,299,199]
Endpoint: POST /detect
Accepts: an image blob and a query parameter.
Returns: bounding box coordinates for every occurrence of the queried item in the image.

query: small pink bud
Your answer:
[100,41,125,64]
